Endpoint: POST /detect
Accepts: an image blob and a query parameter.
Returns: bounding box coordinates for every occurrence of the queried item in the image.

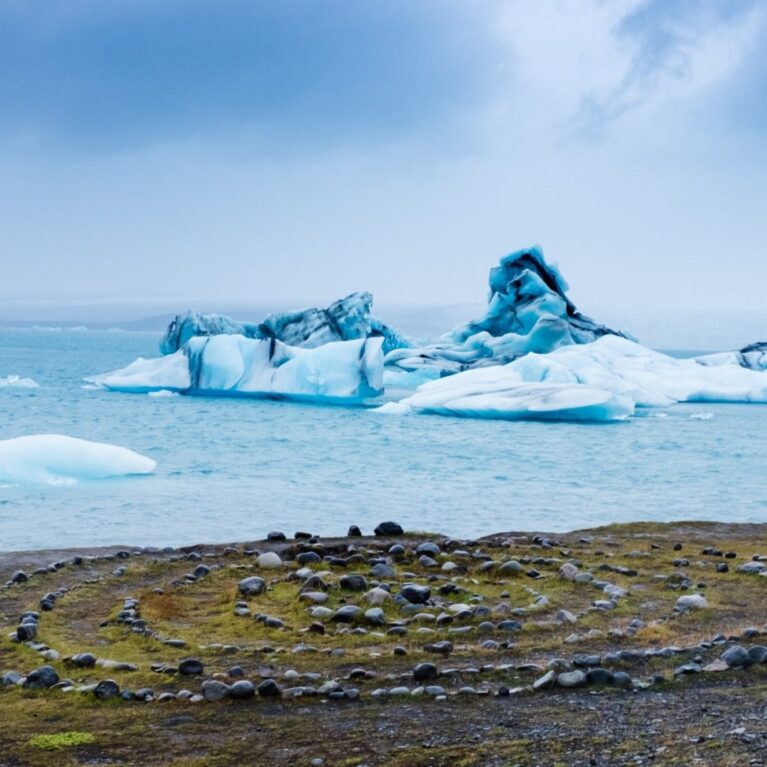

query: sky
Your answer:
[1,0,766,322]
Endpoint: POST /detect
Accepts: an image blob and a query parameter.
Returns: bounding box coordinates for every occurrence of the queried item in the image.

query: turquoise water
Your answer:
[1,329,766,551]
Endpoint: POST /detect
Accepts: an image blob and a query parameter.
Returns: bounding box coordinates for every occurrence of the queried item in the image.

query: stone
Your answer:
[178,659,204,675]
[559,563,579,580]
[300,592,328,605]
[557,670,587,688]
[374,521,404,536]
[721,645,752,668]
[229,680,256,699]
[15,623,36,641]
[737,562,766,574]
[23,665,59,689]
[400,583,431,604]
[257,552,283,569]
[339,574,367,592]
[297,551,322,565]
[332,605,363,623]
[676,594,708,611]
[413,663,439,682]
[585,668,614,686]
[365,608,385,627]
[612,671,632,689]
[238,576,267,596]
[416,542,440,556]
[10,571,28,584]
[93,679,120,700]
[365,587,390,606]
[69,653,97,668]
[533,671,557,691]
[193,564,210,578]
[267,531,287,541]
[348,525,362,536]
[257,679,282,697]
[369,563,396,578]
[748,645,767,664]
[499,560,523,575]
[201,680,230,701]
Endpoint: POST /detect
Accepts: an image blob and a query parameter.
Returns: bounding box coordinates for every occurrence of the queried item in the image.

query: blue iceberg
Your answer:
[89,335,384,404]
[383,245,629,384]
[161,292,407,356]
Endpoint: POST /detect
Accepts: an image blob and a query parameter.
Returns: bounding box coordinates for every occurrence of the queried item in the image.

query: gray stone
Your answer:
[374,521,404,536]
[238,576,267,596]
[557,670,587,688]
[22,665,59,689]
[400,583,430,604]
[93,679,120,700]
[178,659,205,675]
[413,663,438,682]
[533,670,557,691]
[257,678,282,697]
[229,680,256,699]
[339,574,367,592]
[721,645,752,668]
[333,605,363,623]
[201,680,230,701]
[69,653,97,668]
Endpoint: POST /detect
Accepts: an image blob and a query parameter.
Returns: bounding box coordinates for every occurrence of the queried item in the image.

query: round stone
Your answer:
[257,552,283,569]
[202,680,230,701]
[93,679,120,700]
[22,665,59,689]
[374,521,404,536]
[178,659,204,675]
[238,576,267,596]
[229,680,256,700]
[332,605,363,623]
[339,574,367,592]
[400,583,431,604]
[257,679,282,697]
[413,663,439,682]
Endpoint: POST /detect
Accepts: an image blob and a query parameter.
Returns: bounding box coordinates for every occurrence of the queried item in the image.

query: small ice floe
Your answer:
[0,375,39,389]
[689,412,714,421]
[148,389,178,398]
[0,434,156,484]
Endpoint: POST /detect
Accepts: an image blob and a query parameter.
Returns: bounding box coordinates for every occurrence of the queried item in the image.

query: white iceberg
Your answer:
[0,375,39,389]
[384,336,767,422]
[0,435,156,484]
[88,334,384,403]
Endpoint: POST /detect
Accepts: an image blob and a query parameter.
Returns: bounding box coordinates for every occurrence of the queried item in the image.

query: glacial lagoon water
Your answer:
[1,328,766,551]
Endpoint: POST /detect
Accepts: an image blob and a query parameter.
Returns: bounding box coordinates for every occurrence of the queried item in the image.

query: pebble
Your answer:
[229,680,256,700]
[93,679,120,700]
[399,583,431,604]
[722,645,752,668]
[178,659,204,675]
[676,594,709,611]
[413,663,438,682]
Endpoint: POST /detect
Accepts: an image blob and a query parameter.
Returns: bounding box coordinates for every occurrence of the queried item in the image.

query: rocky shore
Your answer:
[2,520,767,766]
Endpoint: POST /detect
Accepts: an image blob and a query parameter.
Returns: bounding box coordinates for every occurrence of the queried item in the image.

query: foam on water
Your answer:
[0,329,766,550]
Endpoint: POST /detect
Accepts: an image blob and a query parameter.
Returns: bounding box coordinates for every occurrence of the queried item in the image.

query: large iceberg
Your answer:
[161,292,407,356]
[383,335,767,422]
[383,245,628,384]
[0,435,156,484]
[89,335,384,403]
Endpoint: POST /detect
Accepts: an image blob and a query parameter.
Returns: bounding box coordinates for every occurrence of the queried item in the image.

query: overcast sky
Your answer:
[1,0,766,317]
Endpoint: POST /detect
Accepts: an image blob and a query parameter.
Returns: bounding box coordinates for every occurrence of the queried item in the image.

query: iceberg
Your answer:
[88,335,384,403]
[384,335,767,422]
[696,341,767,372]
[383,245,628,384]
[0,435,156,484]
[0,375,39,389]
[161,292,407,356]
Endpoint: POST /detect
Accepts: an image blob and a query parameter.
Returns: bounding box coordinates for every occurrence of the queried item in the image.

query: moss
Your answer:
[28,731,95,749]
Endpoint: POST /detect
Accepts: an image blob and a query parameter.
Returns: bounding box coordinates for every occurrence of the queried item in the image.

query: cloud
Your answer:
[0,0,499,152]
[492,0,767,139]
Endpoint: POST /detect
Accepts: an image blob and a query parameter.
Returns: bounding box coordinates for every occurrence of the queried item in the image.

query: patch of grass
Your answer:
[28,730,95,750]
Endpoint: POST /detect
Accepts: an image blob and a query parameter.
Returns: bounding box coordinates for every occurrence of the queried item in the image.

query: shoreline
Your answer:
[3,519,767,766]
